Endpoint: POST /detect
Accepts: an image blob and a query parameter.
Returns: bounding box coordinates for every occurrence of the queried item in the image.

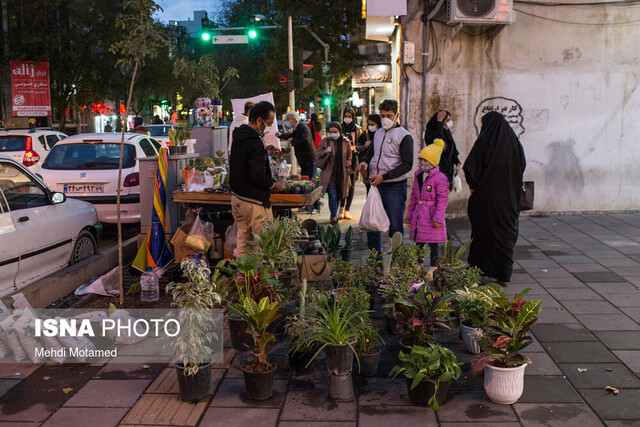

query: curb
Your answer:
[3,237,139,308]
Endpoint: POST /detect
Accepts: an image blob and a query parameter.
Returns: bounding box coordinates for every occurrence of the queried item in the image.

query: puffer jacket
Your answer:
[406,166,449,243]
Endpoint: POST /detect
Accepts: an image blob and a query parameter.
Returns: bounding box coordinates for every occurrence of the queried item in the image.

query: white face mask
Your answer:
[446,120,453,129]
[381,117,395,130]
[421,163,435,173]
[368,125,378,133]
[330,132,340,140]
[343,117,353,124]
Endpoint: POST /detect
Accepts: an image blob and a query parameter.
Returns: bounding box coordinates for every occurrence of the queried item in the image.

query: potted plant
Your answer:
[252,217,306,285]
[340,226,354,261]
[285,280,318,374]
[382,282,411,335]
[448,284,503,354]
[318,223,341,260]
[169,122,193,155]
[471,288,542,404]
[166,257,222,402]
[390,343,463,411]
[230,295,282,400]
[434,240,473,292]
[396,283,452,350]
[356,321,383,377]
[291,299,362,376]
[331,259,357,289]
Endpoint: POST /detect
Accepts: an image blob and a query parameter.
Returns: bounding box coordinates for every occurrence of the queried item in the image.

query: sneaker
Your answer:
[343,210,352,220]
[337,207,344,218]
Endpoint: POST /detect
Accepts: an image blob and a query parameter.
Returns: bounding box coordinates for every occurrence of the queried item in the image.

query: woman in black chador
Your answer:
[463,111,526,286]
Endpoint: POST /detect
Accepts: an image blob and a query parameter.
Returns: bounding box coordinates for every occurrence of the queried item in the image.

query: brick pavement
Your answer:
[1,213,639,426]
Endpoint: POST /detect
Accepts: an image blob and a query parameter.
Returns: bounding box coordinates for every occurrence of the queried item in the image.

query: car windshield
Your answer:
[0,136,27,152]
[41,143,136,170]
[148,126,172,137]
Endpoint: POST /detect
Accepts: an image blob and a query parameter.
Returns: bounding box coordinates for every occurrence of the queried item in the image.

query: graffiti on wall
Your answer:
[474,97,525,137]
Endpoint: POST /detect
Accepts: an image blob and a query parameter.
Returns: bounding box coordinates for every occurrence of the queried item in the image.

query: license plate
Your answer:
[63,183,104,193]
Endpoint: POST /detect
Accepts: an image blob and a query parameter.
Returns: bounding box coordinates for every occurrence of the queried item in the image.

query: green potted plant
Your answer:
[285,280,318,374]
[331,259,357,289]
[169,122,193,155]
[318,223,341,259]
[396,283,452,351]
[252,217,306,281]
[230,295,282,400]
[166,257,222,402]
[434,240,472,292]
[471,288,542,404]
[340,226,354,261]
[356,321,383,377]
[448,283,503,354]
[390,344,463,411]
[382,281,411,335]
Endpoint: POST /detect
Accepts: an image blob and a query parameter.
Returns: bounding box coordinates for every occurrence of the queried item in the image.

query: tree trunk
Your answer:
[117,59,139,305]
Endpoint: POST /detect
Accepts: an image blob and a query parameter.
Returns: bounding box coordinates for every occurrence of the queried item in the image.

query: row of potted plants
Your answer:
[165,219,542,410]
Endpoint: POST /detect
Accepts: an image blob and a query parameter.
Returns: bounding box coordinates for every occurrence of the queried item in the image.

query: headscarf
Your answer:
[342,107,357,133]
[366,114,382,139]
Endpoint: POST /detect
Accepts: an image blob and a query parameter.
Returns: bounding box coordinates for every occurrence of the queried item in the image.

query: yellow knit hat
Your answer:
[419,139,445,166]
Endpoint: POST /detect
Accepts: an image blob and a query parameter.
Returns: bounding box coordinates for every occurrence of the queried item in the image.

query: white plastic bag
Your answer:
[186,169,214,192]
[359,186,390,232]
[224,223,238,255]
[453,175,462,193]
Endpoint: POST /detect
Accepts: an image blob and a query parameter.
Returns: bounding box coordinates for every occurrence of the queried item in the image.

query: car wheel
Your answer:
[71,230,96,264]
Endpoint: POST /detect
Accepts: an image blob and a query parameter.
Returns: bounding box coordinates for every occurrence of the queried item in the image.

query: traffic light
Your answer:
[248,28,258,39]
[201,18,211,41]
[294,47,314,91]
[323,94,331,106]
[278,70,294,91]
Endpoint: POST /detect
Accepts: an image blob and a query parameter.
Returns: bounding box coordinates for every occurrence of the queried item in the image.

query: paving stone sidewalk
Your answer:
[1,213,640,426]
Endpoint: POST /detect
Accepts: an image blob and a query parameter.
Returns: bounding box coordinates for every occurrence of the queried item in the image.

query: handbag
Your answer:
[314,153,330,169]
[297,254,333,282]
[519,181,534,211]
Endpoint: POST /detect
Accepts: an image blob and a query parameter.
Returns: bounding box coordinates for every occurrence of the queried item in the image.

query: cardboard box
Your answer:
[171,223,197,262]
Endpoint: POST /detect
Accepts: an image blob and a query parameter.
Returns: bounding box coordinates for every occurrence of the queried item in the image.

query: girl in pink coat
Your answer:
[406,139,449,278]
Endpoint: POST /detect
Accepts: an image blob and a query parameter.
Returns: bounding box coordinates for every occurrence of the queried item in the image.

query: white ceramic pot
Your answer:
[460,323,482,355]
[484,364,527,404]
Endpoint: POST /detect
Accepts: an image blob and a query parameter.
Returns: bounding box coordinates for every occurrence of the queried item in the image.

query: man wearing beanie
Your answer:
[358,99,414,255]
[406,139,450,278]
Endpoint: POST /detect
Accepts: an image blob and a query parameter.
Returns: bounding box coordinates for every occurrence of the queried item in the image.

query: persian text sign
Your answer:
[352,64,392,88]
[10,60,52,117]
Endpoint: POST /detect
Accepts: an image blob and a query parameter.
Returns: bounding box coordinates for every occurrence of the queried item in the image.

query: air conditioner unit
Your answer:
[448,0,515,25]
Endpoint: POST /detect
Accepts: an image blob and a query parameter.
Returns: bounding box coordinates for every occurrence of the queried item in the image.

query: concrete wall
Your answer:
[400,0,640,214]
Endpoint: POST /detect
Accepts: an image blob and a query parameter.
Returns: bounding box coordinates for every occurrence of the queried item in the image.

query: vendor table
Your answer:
[172,186,323,208]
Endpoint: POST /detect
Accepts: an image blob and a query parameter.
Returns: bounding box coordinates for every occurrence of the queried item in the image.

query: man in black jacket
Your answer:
[278,111,316,179]
[229,101,284,257]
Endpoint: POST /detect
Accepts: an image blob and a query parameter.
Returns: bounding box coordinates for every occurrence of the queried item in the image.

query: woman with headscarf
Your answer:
[463,111,526,287]
[356,114,382,194]
[339,108,361,220]
[308,113,323,149]
[315,122,352,224]
[424,110,461,190]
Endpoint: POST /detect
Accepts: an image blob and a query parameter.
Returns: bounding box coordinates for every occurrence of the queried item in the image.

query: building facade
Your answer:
[363,0,640,214]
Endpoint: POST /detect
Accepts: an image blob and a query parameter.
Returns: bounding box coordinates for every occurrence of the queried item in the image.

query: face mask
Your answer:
[330,132,340,140]
[257,119,267,136]
[446,120,453,129]
[368,125,378,133]
[343,117,353,124]
[421,163,435,173]
[381,117,395,130]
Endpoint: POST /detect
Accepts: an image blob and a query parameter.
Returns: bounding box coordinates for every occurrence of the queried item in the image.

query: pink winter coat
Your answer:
[406,166,449,243]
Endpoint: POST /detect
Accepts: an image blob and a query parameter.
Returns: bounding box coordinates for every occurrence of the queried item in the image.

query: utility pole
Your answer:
[287,16,295,111]
[301,25,330,128]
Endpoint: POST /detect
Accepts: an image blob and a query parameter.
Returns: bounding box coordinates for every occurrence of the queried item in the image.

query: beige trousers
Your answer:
[231,195,273,258]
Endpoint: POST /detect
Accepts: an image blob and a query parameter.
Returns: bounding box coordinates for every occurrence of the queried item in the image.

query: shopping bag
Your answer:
[519,181,534,211]
[359,186,390,232]
[298,255,333,282]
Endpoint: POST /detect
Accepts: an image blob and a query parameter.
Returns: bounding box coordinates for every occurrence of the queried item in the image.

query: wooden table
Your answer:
[173,186,323,208]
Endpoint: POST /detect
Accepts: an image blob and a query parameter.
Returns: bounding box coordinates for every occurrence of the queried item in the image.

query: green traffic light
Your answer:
[324,98,331,106]
[248,29,257,39]
[202,33,211,41]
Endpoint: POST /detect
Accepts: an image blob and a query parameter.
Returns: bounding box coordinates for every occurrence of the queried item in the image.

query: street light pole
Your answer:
[288,16,295,111]
[300,25,330,129]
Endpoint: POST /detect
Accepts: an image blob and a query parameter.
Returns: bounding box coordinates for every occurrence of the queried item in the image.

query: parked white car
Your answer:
[0,155,100,296]
[0,127,68,172]
[147,124,178,147]
[38,133,162,223]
